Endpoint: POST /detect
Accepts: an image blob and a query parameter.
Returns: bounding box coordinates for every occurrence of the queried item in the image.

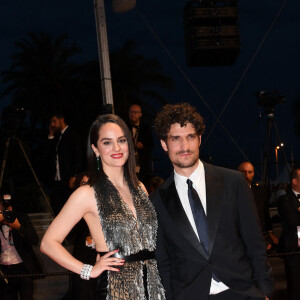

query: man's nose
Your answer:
[181,138,189,150]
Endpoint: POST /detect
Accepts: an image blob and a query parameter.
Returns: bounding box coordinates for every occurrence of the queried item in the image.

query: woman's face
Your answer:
[91,122,129,170]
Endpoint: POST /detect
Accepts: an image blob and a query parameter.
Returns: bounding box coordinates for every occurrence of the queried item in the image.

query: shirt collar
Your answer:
[174,160,203,188]
[61,125,68,135]
[292,189,300,198]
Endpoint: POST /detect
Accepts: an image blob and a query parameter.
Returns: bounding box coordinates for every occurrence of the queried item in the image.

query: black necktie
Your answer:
[187,179,209,252]
[187,179,220,282]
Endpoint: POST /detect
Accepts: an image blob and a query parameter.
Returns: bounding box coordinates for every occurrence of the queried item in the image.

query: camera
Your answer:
[1,195,16,223]
[256,91,285,109]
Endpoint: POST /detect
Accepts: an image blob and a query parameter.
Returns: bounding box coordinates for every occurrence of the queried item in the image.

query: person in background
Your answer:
[45,112,83,216]
[127,104,153,183]
[41,114,165,299]
[0,194,43,300]
[237,161,278,251]
[151,103,273,300]
[146,176,165,194]
[277,166,300,300]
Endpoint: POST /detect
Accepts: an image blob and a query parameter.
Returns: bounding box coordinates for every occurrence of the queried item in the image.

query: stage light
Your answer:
[112,0,136,13]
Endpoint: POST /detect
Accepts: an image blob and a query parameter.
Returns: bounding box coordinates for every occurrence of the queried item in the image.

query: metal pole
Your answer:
[94,0,114,112]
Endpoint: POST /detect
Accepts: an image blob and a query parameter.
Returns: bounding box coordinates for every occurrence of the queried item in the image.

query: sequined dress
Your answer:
[93,178,165,300]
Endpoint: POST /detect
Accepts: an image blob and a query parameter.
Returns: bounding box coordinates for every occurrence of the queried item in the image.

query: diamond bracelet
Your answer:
[80,264,93,280]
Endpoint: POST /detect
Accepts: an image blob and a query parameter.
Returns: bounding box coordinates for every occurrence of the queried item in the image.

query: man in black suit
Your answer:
[46,113,83,215]
[277,166,300,300]
[237,162,278,251]
[127,104,153,183]
[0,194,43,300]
[151,103,273,300]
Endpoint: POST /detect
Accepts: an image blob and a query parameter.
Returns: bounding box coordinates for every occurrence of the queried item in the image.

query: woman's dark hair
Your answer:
[154,103,205,141]
[87,114,139,188]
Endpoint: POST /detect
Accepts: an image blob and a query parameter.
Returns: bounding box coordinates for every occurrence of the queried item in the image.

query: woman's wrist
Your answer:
[80,264,93,280]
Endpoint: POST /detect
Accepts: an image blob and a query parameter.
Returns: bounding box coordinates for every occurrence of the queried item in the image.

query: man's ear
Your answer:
[91,144,99,157]
[199,135,202,147]
[160,140,168,152]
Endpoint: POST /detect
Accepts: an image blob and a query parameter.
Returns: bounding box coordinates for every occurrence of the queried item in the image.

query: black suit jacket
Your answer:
[150,163,273,300]
[0,212,43,276]
[277,189,300,253]
[252,185,272,233]
[46,127,83,186]
[127,121,153,175]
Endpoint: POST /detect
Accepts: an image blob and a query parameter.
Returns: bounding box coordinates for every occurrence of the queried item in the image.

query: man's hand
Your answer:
[8,218,21,230]
[49,123,56,137]
[0,213,21,230]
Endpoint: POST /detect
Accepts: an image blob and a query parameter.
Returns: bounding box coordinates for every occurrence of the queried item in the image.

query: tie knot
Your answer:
[186,179,193,189]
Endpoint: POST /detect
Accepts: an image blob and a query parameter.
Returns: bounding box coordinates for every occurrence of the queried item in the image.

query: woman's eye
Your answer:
[103,141,111,145]
[119,138,127,143]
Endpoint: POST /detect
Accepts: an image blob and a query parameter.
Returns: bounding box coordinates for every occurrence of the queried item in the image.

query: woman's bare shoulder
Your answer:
[67,185,95,206]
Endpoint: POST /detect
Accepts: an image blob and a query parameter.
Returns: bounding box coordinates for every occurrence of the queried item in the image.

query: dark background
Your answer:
[1,0,299,182]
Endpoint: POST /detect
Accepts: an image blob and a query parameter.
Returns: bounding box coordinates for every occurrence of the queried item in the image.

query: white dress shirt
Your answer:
[174,160,229,295]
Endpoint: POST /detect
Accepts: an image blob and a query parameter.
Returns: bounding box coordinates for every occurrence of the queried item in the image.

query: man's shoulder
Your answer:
[203,162,243,180]
[277,189,293,203]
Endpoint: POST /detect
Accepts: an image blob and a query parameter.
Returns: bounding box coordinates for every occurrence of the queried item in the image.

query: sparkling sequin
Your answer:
[94,178,165,300]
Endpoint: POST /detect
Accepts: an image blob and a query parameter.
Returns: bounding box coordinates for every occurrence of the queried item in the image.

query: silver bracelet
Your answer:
[80,264,93,280]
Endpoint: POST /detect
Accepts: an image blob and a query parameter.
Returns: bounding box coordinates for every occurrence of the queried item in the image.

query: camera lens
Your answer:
[3,209,16,223]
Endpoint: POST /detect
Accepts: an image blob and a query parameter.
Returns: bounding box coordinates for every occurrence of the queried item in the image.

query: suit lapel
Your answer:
[162,179,208,258]
[204,163,223,256]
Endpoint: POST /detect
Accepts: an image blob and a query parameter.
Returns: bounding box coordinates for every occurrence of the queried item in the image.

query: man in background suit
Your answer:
[46,112,83,216]
[277,166,300,300]
[151,103,273,300]
[127,104,153,183]
[238,162,278,251]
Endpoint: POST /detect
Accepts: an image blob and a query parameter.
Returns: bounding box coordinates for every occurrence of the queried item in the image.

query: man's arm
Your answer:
[236,175,274,298]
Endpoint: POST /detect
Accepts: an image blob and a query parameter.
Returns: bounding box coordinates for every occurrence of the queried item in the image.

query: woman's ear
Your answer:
[91,144,99,157]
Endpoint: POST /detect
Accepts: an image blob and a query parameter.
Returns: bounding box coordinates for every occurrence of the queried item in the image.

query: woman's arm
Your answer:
[40,186,124,278]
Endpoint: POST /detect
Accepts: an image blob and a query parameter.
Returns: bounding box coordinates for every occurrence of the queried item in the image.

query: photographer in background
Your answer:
[0,194,43,300]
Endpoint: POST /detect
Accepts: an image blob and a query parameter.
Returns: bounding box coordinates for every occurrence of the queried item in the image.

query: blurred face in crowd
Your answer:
[80,176,89,186]
[50,116,64,132]
[129,105,142,126]
[238,162,255,185]
[161,122,201,176]
[292,169,300,193]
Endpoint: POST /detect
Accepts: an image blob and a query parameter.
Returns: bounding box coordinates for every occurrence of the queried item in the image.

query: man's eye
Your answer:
[171,137,178,141]
[188,134,196,139]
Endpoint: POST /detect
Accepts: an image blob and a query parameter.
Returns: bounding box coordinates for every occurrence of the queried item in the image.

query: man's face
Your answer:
[50,116,63,132]
[292,170,300,193]
[129,105,142,125]
[238,162,255,185]
[161,122,201,175]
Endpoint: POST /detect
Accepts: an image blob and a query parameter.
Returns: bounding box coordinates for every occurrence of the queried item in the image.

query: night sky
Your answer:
[1,0,300,181]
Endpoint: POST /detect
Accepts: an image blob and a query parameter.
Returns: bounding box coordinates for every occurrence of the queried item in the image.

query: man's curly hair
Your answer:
[154,103,205,141]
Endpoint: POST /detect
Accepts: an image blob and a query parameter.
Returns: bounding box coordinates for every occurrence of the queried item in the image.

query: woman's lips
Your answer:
[111,153,123,159]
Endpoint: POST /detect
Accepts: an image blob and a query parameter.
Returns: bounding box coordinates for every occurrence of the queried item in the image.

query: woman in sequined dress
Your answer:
[41,114,165,300]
